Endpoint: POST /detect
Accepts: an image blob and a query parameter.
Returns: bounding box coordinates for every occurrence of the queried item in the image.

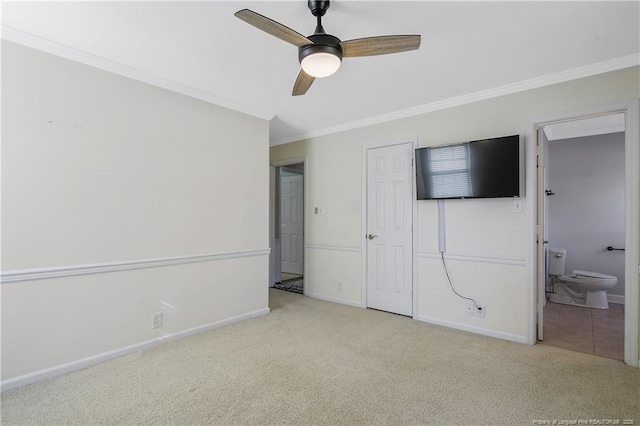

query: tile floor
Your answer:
[281,272,303,281]
[542,301,625,360]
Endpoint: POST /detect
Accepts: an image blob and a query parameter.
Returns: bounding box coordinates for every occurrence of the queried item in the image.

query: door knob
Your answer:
[367,234,378,240]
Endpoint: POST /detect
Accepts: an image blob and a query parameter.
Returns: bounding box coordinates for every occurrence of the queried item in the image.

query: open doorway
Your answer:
[528,100,639,367]
[269,161,305,295]
[540,116,626,360]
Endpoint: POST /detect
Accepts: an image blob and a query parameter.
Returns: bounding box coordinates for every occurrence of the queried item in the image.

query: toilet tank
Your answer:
[549,248,567,276]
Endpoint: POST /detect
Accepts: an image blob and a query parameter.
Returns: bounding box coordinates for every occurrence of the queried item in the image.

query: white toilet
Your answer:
[548,248,617,309]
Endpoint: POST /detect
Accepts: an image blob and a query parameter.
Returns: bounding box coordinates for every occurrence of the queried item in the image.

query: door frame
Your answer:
[361,137,418,318]
[270,157,307,294]
[525,99,639,367]
[535,127,547,341]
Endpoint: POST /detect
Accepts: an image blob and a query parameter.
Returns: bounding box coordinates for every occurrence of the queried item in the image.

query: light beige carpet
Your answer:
[2,289,639,425]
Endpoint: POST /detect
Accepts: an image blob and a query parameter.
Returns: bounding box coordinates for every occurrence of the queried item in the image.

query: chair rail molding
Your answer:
[1,248,271,284]
[305,243,362,253]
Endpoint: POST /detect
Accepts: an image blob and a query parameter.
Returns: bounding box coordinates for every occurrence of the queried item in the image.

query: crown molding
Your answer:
[2,24,636,146]
[1,25,274,121]
[270,53,640,146]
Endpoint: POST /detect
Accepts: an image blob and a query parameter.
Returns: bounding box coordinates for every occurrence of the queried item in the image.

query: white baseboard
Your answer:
[417,315,527,344]
[607,294,625,305]
[1,307,270,391]
[306,292,365,308]
[305,296,526,345]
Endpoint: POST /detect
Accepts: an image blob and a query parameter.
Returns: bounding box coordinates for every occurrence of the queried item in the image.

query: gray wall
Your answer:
[548,132,626,296]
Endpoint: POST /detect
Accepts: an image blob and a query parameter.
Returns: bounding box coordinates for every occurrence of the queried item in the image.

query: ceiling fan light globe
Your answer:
[301,52,341,78]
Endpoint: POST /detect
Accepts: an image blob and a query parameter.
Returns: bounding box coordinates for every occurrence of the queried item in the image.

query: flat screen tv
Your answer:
[416,134,520,200]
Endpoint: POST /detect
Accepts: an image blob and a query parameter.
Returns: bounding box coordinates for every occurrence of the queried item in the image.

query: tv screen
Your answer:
[416,135,520,200]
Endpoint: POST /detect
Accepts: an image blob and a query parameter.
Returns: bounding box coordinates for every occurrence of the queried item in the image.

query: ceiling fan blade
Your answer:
[340,35,421,57]
[235,9,312,47]
[292,70,315,96]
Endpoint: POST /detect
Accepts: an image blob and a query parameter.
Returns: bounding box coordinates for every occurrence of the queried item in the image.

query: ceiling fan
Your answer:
[235,0,421,96]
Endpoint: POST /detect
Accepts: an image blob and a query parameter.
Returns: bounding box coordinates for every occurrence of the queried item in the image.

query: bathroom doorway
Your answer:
[528,102,639,366]
[543,120,625,359]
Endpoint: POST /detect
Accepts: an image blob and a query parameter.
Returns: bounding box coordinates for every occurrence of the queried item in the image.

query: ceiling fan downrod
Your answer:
[309,0,330,34]
[314,14,325,34]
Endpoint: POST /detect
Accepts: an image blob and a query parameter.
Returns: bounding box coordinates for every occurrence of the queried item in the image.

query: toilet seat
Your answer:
[560,269,617,285]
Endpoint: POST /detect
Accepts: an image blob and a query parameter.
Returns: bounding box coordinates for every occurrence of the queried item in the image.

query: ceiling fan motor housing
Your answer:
[298,33,343,65]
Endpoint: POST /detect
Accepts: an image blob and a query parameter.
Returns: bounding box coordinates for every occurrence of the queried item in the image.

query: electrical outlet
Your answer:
[466,303,485,318]
[465,303,474,316]
[152,312,163,329]
[337,282,343,292]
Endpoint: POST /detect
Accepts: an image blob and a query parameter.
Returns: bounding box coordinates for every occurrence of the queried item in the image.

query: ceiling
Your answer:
[2,1,639,146]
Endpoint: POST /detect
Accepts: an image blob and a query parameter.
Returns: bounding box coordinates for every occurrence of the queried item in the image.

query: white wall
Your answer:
[548,132,626,296]
[1,41,270,385]
[270,66,639,344]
